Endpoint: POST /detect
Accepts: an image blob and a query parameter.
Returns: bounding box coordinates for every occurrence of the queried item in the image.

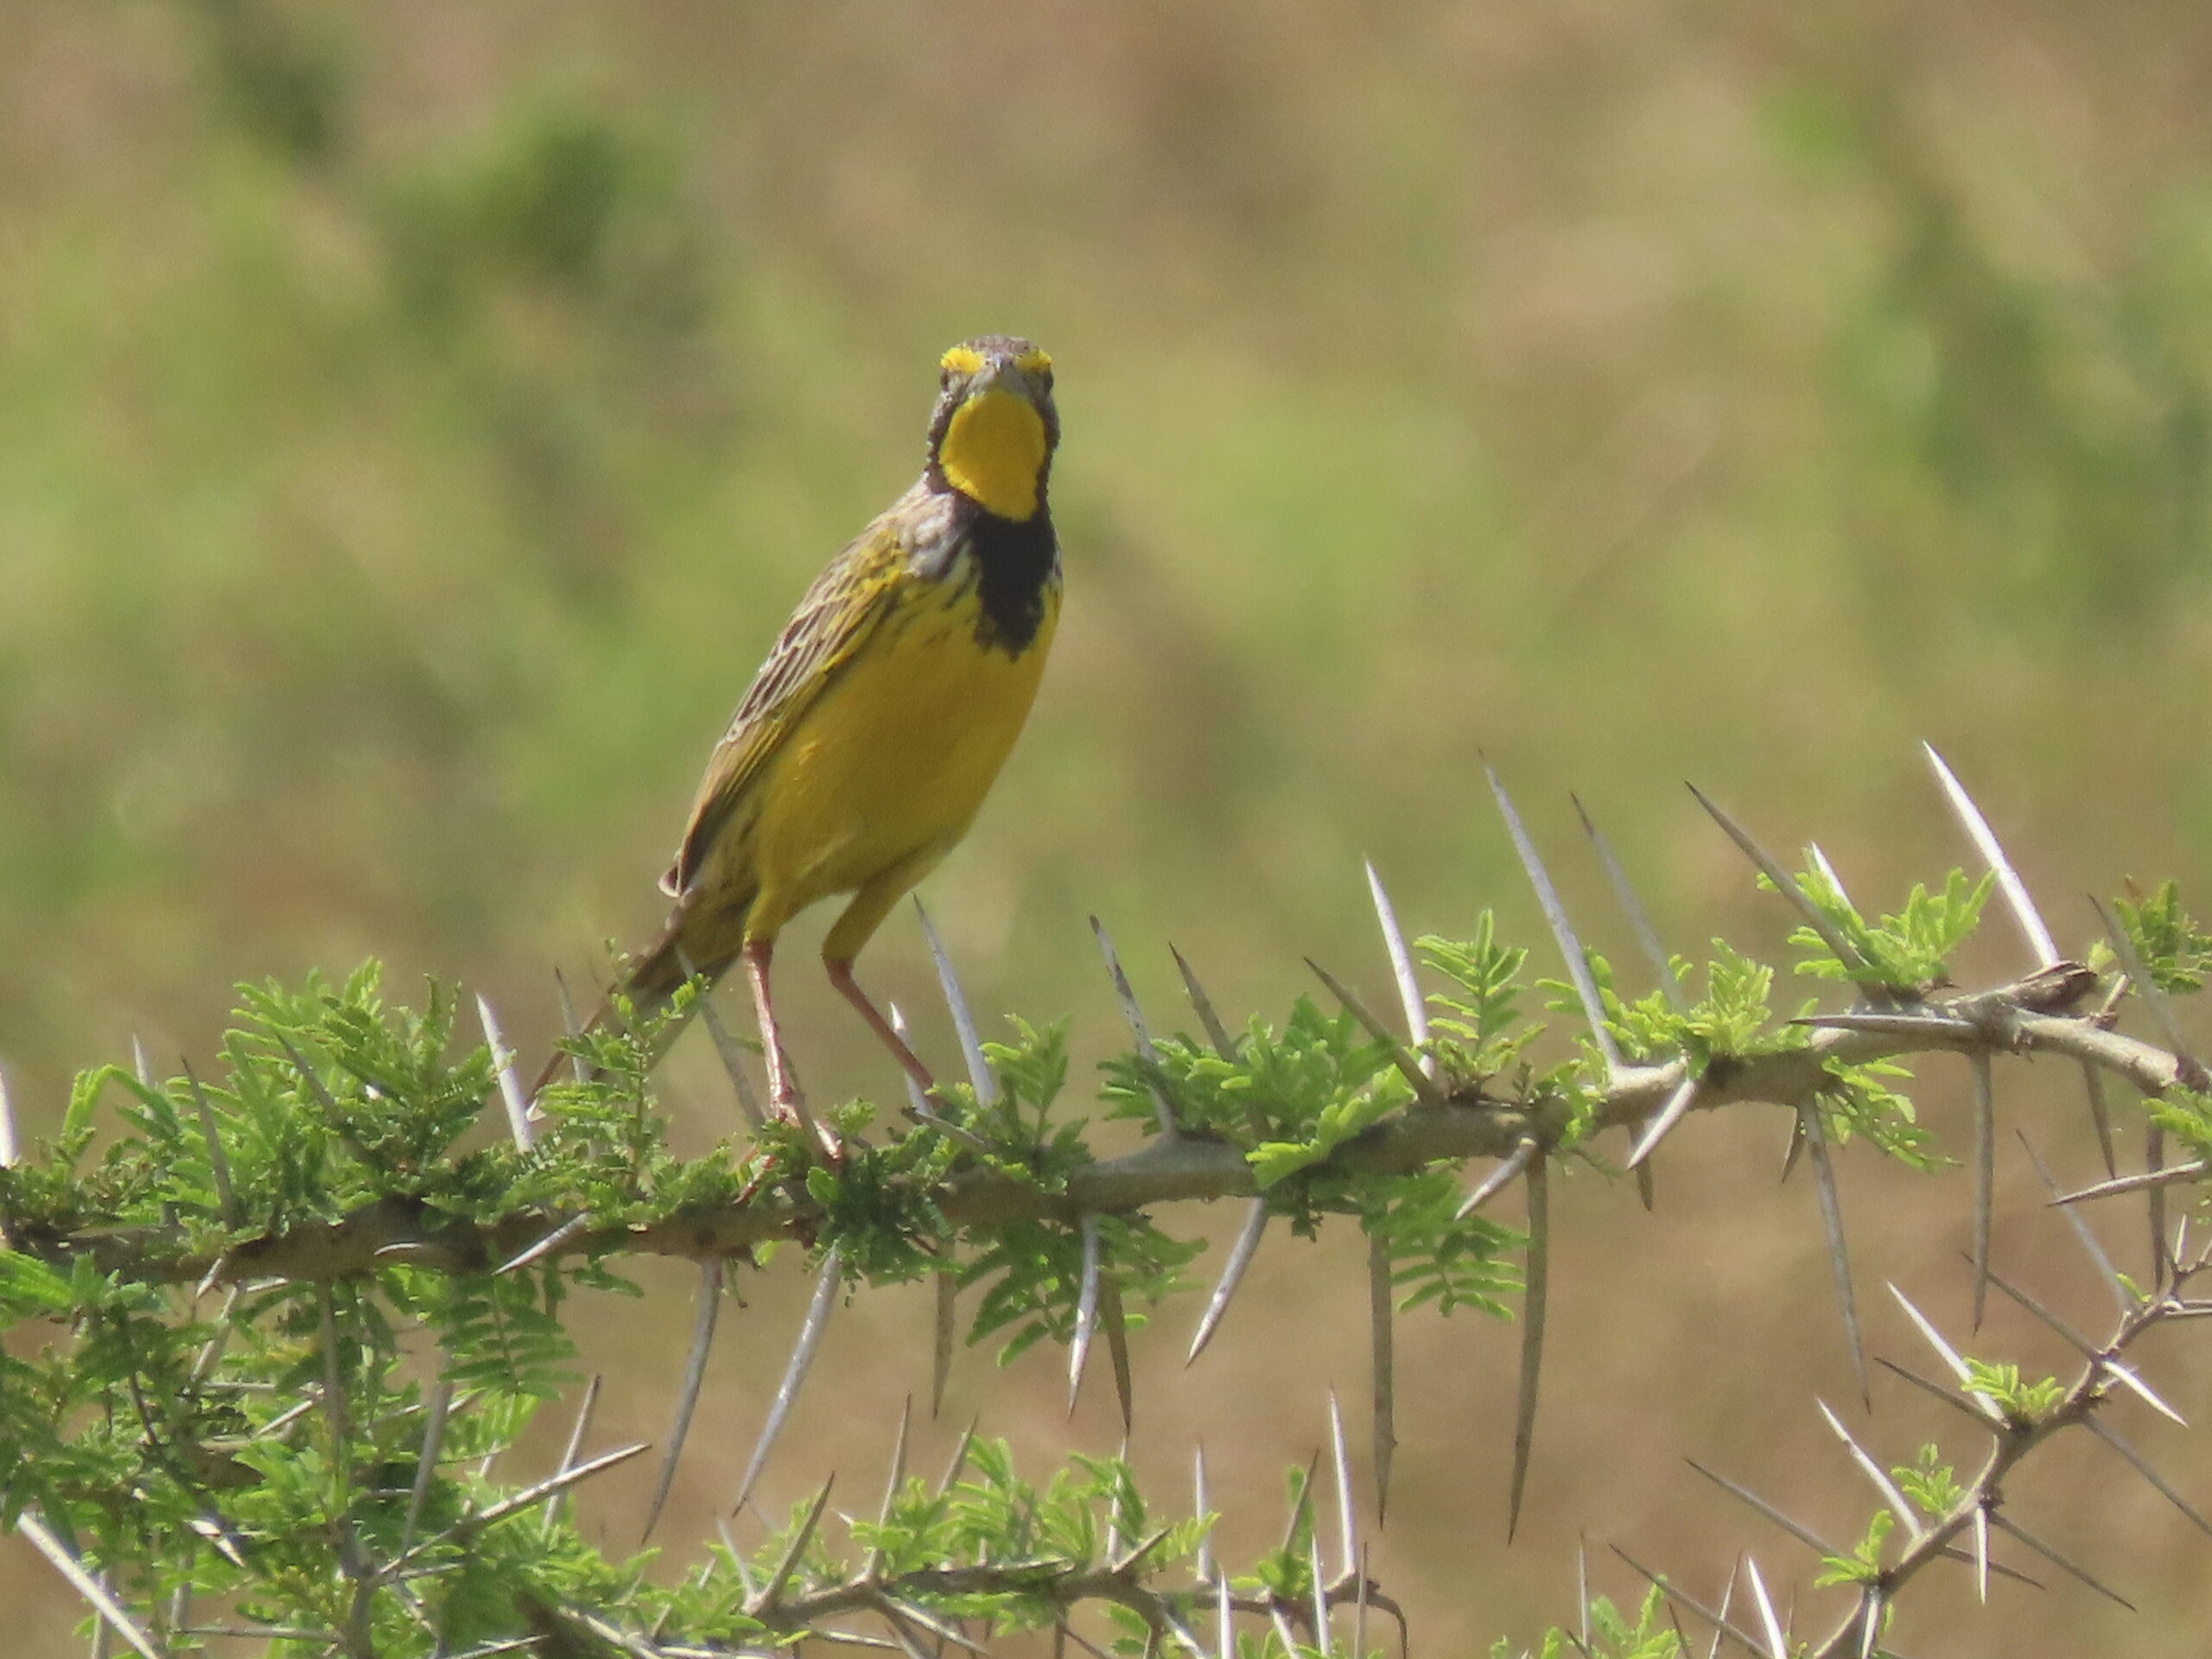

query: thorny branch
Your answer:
[1643,1237,2212,1659]
[8,963,2151,1289]
[10,751,2212,1657]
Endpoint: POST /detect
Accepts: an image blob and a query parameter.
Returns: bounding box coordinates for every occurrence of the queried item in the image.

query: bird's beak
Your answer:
[966,354,1030,401]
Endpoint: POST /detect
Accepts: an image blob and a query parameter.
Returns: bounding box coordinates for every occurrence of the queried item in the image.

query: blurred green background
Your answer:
[7,2,2212,1653]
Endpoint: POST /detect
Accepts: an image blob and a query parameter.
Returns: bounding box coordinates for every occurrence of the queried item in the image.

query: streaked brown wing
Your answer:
[661,510,917,897]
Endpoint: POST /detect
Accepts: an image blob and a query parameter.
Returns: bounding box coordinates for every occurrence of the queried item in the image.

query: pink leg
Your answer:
[742,939,800,1112]
[826,957,939,1100]
[746,938,842,1160]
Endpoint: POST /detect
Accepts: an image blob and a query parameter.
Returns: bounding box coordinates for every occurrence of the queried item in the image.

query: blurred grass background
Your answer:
[6,1,2212,1652]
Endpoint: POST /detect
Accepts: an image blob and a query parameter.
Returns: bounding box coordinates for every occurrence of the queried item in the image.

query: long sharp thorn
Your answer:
[1457,1136,1536,1220]
[2019,1135,2134,1316]
[1281,1449,1322,1554]
[715,1518,757,1598]
[1069,1214,1101,1415]
[690,966,766,1128]
[1328,1388,1357,1579]
[881,1597,990,1657]
[931,1270,957,1421]
[1972,1256,2094,1351]
[17,1511,164,1659]
[402,1372,453,1555]
[1780,1112,1807,1184]
[496,1213,590,1276]
[1268,1603,1302,1656]
[874,1602,936,1659]
[1707,1559,1739,1659]
[1307,957,1438,1103]
[130,1033,152,1089]
[1363,861,1432,1064]
[2091,896,2207,1084]
[734,1243,843,1513]
[1859,1592,1880,1659]
[1797,1103,1868,1405]
[1970,1054,1995,1332]
[1743,1557,1788,1659]
[1507,1154,1549,1542]
[887,1004,932,1116]
[548,1371,604,1532]
[276,1033,344,1119]
[1973,1504,1989,1604]
[1488,765,1622,1077]
[1609,1546,1765,1656]
[475,995,535,1147]
[415,1442,649,1553]
[1310,1527,1332,1658]
[1628,1075,1700,1170]
[2053,1160,2210,1204]
[1102,1276,1135,1435]
[917,899,997,1109]
[316,1284,352,1465]
[753,1475,836,1613]
[1687,785,1872,977]
[1194,1444,1215,1586]
[1577,1535,1591,1646]
[1686,1459,1837,1555]
[1981,1264,2188,1426]
[935,1414,979,1497]
[2083,1417,2212,1538]
[1369,1233,1396,1523]
[1169,945,1238,1060]
[1885,1285,1996,1418]
[2088,1353,2194,1433]
[1091,916,1179,1136]
[181,1059,238,1227]
[553,966,589,1084]
[1923,745,2058,968]
[1816,1400,1917,1531]
[1807,841,1853,909]
[1573,794,1688,1012]
[1933,1544,2038,1590]
[645,1259,721,1541]
[1872,1356,1999,1425]
[0,1064,16,1168]
[862,1397,912,1584]
[2080,1060,2118,1180]
[2149,1120,2172,1293]
[1187,1200,1268,1366]
[1988,1512,2136,1611]
[901,1104,997,1160]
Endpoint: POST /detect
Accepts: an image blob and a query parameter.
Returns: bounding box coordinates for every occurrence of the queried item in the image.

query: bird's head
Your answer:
[927,335,1058,523]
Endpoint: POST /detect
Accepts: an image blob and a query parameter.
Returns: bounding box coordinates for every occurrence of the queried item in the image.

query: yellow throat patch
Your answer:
[939,389,1047,521]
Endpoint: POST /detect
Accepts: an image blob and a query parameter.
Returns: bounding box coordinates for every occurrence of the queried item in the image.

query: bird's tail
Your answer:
[531,902,745,1094]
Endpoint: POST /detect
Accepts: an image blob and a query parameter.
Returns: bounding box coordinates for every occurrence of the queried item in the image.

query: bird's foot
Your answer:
[770,1076,843,1165]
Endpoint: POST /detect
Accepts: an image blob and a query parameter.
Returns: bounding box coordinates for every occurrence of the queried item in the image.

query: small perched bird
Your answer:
[550,336,1061,1123]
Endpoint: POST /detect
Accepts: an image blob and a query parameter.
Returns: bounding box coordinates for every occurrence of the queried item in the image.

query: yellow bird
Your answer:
[554,336,1061,1124]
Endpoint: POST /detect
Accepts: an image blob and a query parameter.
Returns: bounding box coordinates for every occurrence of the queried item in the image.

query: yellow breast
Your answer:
[747,581,1059,924]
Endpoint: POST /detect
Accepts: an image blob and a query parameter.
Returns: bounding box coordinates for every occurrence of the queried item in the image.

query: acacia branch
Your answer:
[11,960,2185,1291]
[1803,1266,2194,1659]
